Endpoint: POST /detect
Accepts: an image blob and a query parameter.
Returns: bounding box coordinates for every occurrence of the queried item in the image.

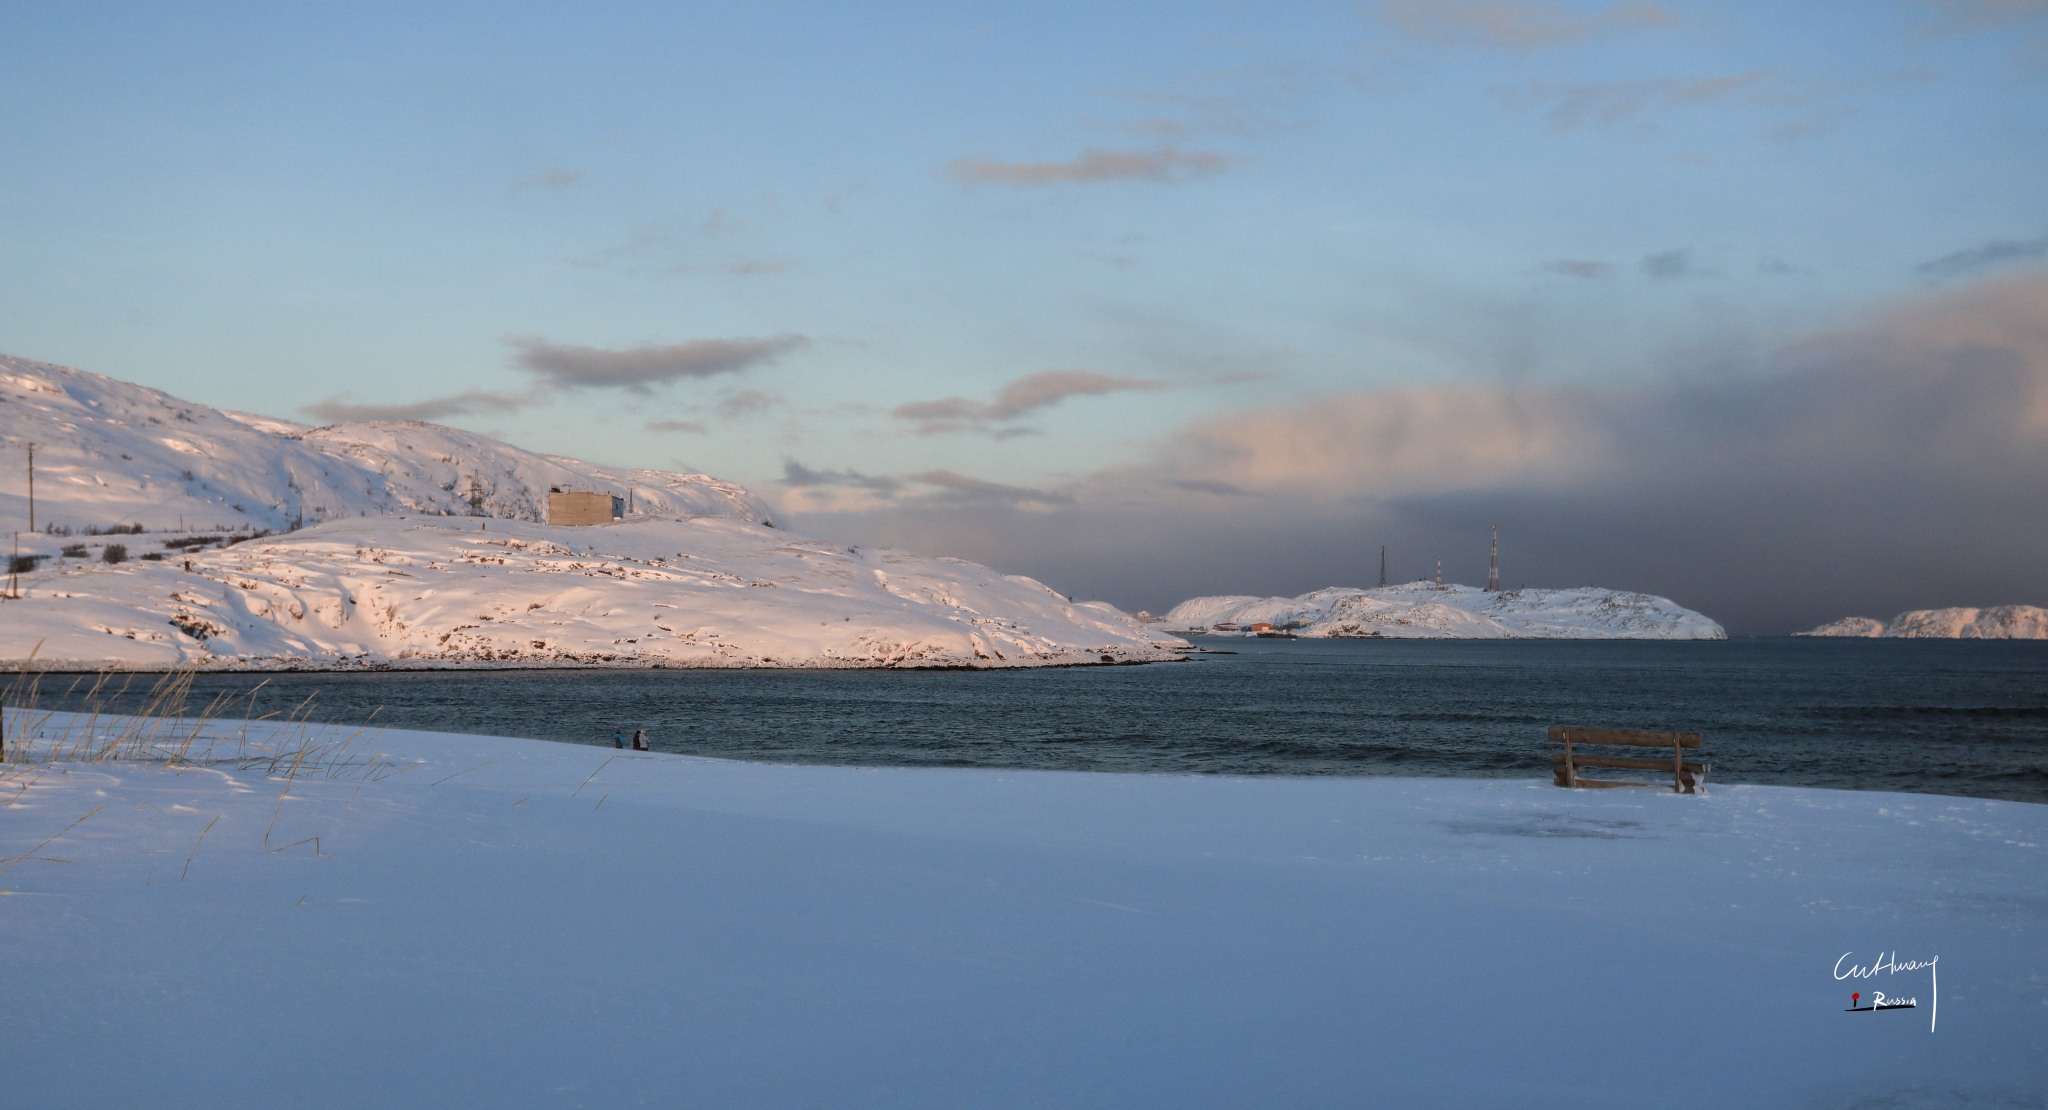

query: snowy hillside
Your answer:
[1,514,1184,669]
[0,353,772,533]
[1160,582,1726,640]
[1798,605,2048,639]
[0,353,1183,669]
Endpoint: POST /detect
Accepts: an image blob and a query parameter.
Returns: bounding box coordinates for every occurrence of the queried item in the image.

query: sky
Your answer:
[4,0,2046,633]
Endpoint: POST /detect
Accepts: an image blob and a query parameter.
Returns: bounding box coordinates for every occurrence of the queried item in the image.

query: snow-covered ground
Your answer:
[1800,605,2048,639]
[1,354,1183,669]
[3,710,2037,1108]
[0,514,1183,669]
[1159,582,1726,639]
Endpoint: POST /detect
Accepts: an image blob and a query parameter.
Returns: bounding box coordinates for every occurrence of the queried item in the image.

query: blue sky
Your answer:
[5,1,2046,629]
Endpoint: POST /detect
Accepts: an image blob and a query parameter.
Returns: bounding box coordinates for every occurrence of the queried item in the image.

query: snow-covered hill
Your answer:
[1798,605,2048,639]
[1159,582,1726,640]
[0,354,1184,669]
[0,353,772,533]
[2,514,1184,669]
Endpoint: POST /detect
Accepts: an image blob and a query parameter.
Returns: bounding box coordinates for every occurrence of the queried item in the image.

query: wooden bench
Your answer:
[1550,727,1708,794]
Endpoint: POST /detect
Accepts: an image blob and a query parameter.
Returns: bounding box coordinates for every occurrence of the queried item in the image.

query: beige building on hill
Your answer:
[548,489,624,526]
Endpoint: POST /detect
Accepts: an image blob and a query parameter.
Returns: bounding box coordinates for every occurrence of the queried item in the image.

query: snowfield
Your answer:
[1160,582,1726,640]
[2,711,2038,1109]
[1,514,1183,670]
[1799,605,2048,639]
[0,353,1183,669]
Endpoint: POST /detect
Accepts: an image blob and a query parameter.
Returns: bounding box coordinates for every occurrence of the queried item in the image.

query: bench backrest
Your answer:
[1548,726,1701,749]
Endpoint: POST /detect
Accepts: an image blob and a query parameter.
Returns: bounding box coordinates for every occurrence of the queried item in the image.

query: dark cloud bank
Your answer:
[304,334,807,422]
[783,272,2048,635]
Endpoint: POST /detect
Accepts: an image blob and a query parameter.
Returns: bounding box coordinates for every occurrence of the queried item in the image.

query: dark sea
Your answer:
[23,638,2048,803]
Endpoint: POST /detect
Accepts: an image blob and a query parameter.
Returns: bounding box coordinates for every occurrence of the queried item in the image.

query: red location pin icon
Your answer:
[1852,993,1860,1006]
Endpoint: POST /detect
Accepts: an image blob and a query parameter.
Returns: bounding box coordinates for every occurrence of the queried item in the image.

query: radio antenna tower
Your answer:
[1379,546,1386,588]
[1487,524,1499,592]
[1435,556,1443,590]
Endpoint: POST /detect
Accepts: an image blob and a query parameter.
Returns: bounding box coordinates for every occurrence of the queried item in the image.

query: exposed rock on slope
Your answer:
[1797,605,2048,639]
[1160,582,1725,640]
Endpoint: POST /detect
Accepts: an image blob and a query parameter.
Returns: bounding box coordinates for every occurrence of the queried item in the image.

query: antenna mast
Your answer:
[26,443,35,534]
[1436,556,1443,590]
[1487,524,1499,592]
[1379,545,1386,589]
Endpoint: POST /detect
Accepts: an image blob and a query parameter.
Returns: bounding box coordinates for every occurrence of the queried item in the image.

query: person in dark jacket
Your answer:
[613,731,625,749]
[631,729,648,751]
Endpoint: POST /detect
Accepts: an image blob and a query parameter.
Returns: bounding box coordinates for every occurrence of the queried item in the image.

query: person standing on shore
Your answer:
[613,730,624,749]
[632,729,648,751]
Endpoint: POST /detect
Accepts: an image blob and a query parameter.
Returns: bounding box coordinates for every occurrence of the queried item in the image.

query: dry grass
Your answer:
[0,653,408,786]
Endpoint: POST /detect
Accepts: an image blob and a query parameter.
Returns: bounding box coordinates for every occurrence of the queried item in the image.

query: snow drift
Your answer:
[1159,582,1725,640]
[1797,604,2048,638]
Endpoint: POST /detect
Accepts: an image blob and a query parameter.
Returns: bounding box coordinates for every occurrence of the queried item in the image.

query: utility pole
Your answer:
[1487,524,1499,592]
[1379,546,1387,589]
[26,443,35,533]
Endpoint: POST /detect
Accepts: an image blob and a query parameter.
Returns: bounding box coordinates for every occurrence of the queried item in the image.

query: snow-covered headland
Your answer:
[0,353,773,531]
[1160,582,1726,640]
[1799,605,2048,639]
[0,354,1183,669]
[3,710,2037,1107]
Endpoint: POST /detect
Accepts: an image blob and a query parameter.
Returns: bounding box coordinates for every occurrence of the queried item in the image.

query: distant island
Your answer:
[1157,582,1725,640]
[1797,606,2048,639]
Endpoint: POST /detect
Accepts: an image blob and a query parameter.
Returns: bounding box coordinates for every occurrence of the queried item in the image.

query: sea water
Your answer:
[23,638,2047,802]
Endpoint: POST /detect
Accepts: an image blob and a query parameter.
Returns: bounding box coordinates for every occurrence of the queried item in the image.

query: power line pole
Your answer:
[1487,524,1499,592]
[26,443,35,533]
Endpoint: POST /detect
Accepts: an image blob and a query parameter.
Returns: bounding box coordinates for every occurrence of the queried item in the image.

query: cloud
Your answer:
[1378,0,1679,50]
[892,370,1171,435]
[904,470,1074,507]
[1640,248,1716,278]
[781,460,902,492]
[1542,259,1613,279]
[781,272,2048,636]
[946,146,1234,186]
[724,259,792,275]
[1502,71,1769,131]
[512,169,583,194]
[569,212,792,277]
[301,389,539,424]
[1925,0,2048,33]
[716,389,784,419]
[1758,257,1814,276]
[1914,234,2048,279]
[1165,478,1251,495]
[509,335,807,392]
[645,420,709,434]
